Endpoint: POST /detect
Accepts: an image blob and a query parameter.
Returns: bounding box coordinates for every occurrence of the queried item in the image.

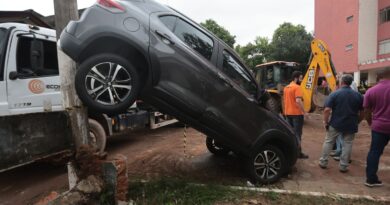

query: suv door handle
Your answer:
[217,72,233,87]
[155,30,175,45]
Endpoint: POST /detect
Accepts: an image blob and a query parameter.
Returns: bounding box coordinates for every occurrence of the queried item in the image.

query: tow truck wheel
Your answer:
[206,136,231,156]
[75,53,140,115]
[246,145,286,184]
[88,119,107,153]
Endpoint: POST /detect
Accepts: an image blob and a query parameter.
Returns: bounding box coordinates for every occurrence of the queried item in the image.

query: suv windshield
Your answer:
[0,28,8,81]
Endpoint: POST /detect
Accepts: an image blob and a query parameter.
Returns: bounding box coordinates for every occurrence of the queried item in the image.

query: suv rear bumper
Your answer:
[59,28,83,62]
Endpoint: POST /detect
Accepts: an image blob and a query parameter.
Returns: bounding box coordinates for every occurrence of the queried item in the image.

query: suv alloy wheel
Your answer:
[247,145,286,184]
[75,53,140,115]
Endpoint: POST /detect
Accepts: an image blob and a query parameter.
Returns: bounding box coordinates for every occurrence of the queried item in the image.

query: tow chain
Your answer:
[183,124,188,158]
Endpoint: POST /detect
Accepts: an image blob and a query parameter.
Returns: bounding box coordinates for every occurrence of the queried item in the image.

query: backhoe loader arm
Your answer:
[300,39,337,112]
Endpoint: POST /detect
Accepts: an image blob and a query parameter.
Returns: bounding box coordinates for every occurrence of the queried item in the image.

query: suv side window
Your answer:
[222,50,257,95]
[172,18,214,60]
[16,37,59,78]
[0,28,7,81]
[159,16,177,31]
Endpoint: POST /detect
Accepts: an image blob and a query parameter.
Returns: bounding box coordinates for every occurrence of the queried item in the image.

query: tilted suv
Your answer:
[60,0,298,183]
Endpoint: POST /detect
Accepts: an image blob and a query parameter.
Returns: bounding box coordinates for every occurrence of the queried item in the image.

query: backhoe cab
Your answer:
[255,61,301,114]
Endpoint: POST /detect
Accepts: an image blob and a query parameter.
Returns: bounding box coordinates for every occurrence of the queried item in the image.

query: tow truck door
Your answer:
[0,27,9,116]
[5,30,62,115]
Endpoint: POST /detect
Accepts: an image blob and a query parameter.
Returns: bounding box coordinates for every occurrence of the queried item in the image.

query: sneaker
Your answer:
[339,168,348,173]
[365,180,383,188]
[299,153,309,159]
[318,163,327,169]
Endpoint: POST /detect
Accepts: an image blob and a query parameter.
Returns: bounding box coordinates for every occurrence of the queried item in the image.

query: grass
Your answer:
[127,178,389,205]
[128,178,242,205]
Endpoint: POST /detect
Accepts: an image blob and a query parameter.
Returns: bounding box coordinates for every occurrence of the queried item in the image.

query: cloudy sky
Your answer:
[2,0,314,45]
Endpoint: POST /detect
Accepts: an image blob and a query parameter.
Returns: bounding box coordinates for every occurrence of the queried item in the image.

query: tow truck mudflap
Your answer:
[0,112,74,172]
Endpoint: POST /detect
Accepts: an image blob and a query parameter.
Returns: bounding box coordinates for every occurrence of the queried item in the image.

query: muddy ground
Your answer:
[0,113,389,204]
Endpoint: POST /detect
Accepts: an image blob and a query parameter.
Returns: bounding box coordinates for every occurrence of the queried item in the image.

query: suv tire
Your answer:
[206,136,230,156]
[75,53,140,115]
[247,145,286,184]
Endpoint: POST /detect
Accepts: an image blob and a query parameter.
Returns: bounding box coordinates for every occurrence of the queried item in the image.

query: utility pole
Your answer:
[53,0,89,149]
[54,0,90,188]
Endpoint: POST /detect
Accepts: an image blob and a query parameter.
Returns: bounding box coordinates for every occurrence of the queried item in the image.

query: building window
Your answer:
[379,39,390,55]
[345,44,353,51]
[346,15,353,23]
[379,7,390,24]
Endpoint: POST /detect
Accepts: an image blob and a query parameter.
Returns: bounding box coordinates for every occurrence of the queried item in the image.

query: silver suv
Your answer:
[60,0,299,184]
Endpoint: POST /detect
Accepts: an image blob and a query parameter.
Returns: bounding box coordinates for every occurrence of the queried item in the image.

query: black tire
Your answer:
[206,136,230,156]
[246,145,286,184]
[265,95,281,114]
[88,118,107,153]
[75,53,140,115]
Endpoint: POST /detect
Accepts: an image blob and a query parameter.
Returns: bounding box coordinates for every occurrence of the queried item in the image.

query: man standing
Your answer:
[319,74,363,172]
[364,68,390,187]
[283,71,308,159]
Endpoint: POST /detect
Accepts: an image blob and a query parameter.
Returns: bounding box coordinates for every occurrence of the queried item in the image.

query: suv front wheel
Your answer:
[75,53,140,115]
[246,145,286,184]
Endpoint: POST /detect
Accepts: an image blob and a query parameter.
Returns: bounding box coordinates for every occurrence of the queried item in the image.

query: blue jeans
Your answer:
[366,131,390,182]
[286,115,304,143]
[334,135,343,156]
[320,126,355,169]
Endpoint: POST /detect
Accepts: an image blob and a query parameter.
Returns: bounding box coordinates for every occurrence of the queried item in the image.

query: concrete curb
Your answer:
[136,180,390,202]
[228,185,390,202]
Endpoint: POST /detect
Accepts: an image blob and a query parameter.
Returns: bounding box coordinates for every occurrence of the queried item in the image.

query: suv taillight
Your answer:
[97,0,125,12]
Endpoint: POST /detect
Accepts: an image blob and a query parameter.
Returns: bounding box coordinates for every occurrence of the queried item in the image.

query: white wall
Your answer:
[358,0,378,63]
[368,70,378,86]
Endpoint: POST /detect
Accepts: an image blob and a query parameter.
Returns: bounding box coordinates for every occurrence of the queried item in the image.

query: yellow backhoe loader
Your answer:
[255,39,338,114]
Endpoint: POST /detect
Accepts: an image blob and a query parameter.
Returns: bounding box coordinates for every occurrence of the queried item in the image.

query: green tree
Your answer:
[201,19,236,48]
[269,22,313,65]
[235,36,270,70]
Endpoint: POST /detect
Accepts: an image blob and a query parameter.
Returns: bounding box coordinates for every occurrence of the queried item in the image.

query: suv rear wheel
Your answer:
[75,53,140,115]
[247,145,286,184]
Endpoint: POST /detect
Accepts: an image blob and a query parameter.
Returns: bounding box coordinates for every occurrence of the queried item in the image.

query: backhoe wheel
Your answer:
[206,136,231,156]
[265,95,281,114]
[246,145,286,184]
[88,118,107,153]
[75,53,140,115]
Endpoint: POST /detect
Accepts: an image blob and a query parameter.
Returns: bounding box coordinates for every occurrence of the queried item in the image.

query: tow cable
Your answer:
[183,124,188,158]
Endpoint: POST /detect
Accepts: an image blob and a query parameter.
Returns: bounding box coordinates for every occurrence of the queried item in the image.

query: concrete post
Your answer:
[53,0,90,149]
[53,0,91,190]
[354,71,361,86]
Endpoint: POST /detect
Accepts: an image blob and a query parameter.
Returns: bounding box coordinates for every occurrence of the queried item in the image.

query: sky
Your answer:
[1,0,314,45]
